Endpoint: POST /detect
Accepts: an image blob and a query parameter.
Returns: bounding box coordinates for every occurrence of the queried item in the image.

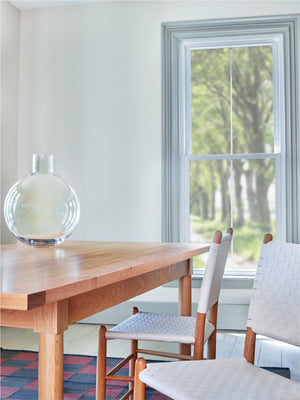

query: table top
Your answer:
[0,240,210,311]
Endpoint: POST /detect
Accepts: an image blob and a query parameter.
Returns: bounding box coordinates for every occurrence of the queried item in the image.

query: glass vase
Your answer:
[4,154,80,247]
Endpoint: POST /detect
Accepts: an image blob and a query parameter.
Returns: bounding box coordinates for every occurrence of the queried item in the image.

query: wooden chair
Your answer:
[133,234,300,400]
[96,228,233,400]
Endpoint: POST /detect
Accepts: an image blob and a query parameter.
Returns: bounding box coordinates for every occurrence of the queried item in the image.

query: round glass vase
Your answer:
[4,154,80,247]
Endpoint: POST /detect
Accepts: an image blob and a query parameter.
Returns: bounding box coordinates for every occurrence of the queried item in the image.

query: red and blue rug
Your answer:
[0,348,290,399]
[0,349,170,399]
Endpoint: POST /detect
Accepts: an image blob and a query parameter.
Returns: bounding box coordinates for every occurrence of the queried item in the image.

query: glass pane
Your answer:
[232,46,274,154]
[190,159,231,269]
[190,158,275,270]
[191,49,231,155]
[231,158,275,269]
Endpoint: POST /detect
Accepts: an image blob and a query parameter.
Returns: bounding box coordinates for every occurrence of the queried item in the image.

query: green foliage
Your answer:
[191,215,276,268]
[193,256,206,269]
[190,45,275,231]
[191,215,226,240]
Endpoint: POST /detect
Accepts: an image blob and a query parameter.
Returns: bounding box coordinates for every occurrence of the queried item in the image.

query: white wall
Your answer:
[1,0,20,244]
[2,0,298,244]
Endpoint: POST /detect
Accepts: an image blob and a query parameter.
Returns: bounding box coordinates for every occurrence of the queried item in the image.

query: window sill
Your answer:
[163,273,254,290]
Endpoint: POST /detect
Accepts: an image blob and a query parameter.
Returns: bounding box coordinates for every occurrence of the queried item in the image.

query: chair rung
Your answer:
[137,348,194,360]
[106,354,134,376]
[119,389,133,400]
[105,375,134,382]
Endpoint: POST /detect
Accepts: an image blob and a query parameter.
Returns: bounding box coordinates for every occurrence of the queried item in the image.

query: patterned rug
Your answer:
[0,349,290,399]
[0,349,169,400]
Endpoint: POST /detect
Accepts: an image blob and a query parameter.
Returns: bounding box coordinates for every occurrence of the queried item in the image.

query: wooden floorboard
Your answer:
[1,324,299,382]
[256,337,282,368]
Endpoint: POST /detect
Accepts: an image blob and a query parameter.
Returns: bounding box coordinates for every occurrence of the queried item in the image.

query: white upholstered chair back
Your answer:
[247,240,300,347]
[197,232,232,314]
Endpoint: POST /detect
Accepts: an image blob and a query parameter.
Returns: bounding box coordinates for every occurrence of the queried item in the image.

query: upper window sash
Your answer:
[161,15,300,245]
[183,36,284,157]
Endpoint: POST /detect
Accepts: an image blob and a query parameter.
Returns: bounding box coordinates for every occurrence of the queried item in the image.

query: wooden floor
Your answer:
[1,324,299,382]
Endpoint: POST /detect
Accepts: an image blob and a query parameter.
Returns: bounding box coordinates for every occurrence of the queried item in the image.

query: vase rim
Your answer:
[32,153,54,174]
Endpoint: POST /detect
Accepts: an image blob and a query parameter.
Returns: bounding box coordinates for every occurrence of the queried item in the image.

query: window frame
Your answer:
[161,15,300,276]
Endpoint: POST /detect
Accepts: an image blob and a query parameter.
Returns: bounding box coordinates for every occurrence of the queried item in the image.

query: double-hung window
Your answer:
[162,15,299,274]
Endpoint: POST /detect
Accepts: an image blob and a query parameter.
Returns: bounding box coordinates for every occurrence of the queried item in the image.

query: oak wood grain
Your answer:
[39,332,64,400]
[34,299,69,334]
[0,240,210,400]
[1,241,209,310]
[68,260,190,324]
[0,308,34,329]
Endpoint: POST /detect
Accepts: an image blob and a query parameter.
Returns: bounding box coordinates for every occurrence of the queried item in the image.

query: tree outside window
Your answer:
[190,46,275,269]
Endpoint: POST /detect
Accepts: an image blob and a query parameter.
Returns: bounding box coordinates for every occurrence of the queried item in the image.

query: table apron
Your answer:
[0,260,192,332]
[68,260,191,324]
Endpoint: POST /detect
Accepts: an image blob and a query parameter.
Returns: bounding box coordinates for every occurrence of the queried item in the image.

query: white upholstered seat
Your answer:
[106,311,215,343]
[138,358,300,400]
[133,235,300,400]
[96,229,233,400]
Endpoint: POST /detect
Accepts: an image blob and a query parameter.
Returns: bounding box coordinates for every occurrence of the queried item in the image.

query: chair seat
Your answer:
[106,311,215,344]
[139,358,300,400]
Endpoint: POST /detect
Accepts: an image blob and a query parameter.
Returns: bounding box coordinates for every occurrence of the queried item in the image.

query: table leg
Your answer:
[179,259,192,356]
[39,332,64,399]
[34,300,68,400]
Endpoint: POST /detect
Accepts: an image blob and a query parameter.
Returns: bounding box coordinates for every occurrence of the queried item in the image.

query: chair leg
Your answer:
[244,327,256,364]
[208,301,218,359]
[194,312,205,360]
[96,326,107,400]
[133,358,147,400]
[208,330,216,359]
[129,339,138,399]
[129,306,139,399]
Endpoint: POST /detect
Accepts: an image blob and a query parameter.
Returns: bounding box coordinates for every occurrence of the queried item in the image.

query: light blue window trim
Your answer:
[161,15,300,249]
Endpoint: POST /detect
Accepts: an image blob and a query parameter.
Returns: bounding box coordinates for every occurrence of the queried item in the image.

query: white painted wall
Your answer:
[1,1,299,328]
[1,0,20,244]
[2,0,299,245]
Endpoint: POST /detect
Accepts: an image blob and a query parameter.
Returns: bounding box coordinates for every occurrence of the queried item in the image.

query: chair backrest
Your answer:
[247,238,300,347]
[197,228,233,314]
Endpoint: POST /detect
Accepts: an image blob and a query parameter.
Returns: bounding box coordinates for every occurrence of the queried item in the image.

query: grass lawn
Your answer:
[191,215,275,269]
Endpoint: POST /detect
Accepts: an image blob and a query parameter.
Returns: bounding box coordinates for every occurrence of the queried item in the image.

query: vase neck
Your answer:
[32,154,54,174]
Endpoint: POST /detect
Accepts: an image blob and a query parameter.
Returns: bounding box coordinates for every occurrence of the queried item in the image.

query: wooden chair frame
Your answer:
[133,233,274,399]
[96,228,233,400]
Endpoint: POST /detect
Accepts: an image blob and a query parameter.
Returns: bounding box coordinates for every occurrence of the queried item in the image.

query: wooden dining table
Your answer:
[0,240,210,399]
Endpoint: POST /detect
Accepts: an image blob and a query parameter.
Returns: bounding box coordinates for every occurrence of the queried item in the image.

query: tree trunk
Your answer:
[217,162,230,223]
[233,161,245,227]
[201,192,209,220]
[256,163,271,229]
[210,189,215,220]
[245,169,258,224]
